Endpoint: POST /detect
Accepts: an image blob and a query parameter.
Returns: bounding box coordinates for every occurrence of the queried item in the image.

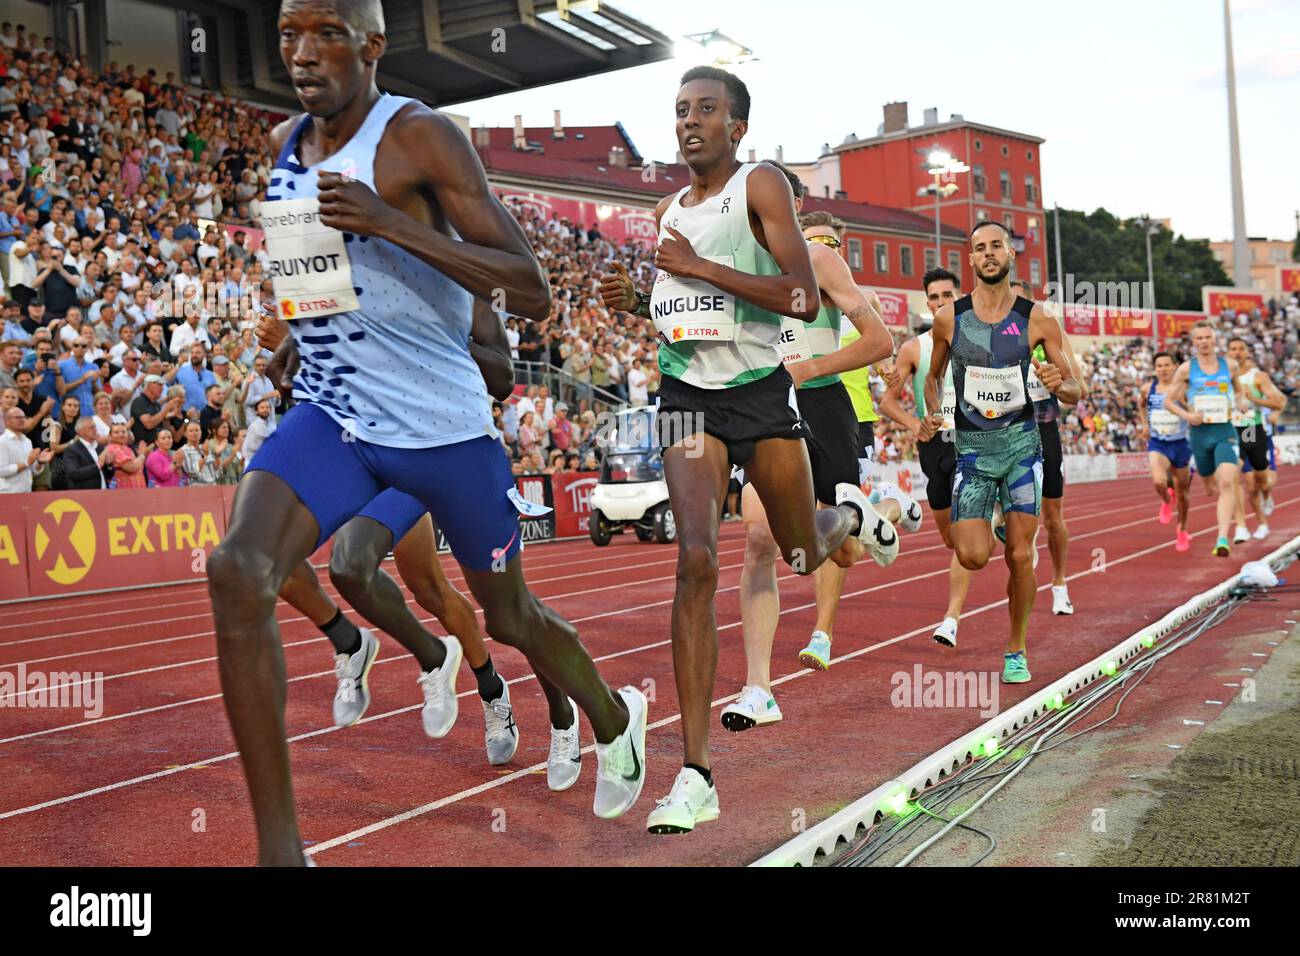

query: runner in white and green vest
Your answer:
[598,67,896,836]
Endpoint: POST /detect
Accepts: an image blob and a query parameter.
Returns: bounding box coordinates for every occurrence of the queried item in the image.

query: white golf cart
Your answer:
[589,405,675,546]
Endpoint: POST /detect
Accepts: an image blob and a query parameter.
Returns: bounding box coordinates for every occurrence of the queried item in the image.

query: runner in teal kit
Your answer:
[1163,321,1250,557]
[925,222,1082,683]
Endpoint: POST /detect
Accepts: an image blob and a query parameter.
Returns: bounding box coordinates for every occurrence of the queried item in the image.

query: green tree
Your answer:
[1045,208,1229,312]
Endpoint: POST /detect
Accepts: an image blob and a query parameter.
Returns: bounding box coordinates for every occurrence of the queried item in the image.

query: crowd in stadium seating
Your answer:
[1,24,1296,495]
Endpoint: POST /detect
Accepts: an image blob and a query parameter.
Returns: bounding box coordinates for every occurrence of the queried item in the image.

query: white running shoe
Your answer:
[1233,525,1251,544]
[720,684,783,732]
[1262,494,1275,516]
[593,686,647,819]
[1051,585,1074,616]
[481,680,519,766]
[417,636,463,739]
[332,628,380,728]
[646,767,720,835]
[1253,524,1270,540]
[933,617,959,647]
[873,481,923,533]
[836,482,899,567]
[547,698,582,792]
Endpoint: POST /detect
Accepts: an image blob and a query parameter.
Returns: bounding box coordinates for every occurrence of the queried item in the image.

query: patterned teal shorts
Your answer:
[951,421,1043,523]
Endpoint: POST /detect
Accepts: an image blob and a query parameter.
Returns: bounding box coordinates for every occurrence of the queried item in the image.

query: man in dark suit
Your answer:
[61,416,110,489]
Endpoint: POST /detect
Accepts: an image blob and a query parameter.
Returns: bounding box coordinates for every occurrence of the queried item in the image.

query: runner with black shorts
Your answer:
[879,267,973,646]
[599,68,891,833]
[1014,280,1088,616]
[720,181,897,732]
[925,222,1082,684]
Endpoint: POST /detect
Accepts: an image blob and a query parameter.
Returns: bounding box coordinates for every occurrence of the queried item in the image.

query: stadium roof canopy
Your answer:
[152,0,673,110]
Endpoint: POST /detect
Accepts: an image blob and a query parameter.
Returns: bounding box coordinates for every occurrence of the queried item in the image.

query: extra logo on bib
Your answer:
[963,365,1026,420]
[778,319,811,365]
[651,255,736,343]
[260,197,359,320]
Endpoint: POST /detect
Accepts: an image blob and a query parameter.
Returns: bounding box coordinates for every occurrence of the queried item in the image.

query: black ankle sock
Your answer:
[321,610,362,656]
[685,763,713,787]
[472,657,505,702]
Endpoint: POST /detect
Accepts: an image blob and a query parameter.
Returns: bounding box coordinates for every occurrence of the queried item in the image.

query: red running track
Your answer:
[0,471,1297,866]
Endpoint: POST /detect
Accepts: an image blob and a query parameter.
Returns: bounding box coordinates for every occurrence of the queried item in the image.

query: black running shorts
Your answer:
[798,382,861,506]
[655,365,803,468]
[1039,420,1065,500]
[1236,424,1270,472]
[917,434,957,511]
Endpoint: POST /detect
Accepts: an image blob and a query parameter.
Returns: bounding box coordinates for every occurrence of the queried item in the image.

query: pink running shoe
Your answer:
[1175,530,1191,552]
[1159,499,1173,525]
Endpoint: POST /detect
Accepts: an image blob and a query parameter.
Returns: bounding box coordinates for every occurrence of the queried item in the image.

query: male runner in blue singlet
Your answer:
[209,0,645,866]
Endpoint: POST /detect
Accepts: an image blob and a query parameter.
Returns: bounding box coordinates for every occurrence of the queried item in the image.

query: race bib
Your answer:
[260,197,360,320]
[650,255,737,343]
[778,318,811,365]
[1149,408,1182,437]
[1193,393,1229,425]
[963,365,1026,420]
[939,382,957,431]
[1231,403,1257,428]
[1025,362,1052,402]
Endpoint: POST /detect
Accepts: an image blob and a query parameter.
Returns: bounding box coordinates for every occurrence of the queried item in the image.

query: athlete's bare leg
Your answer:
[208,471,337,866]
[1214,461,1238,541]
[664,435,733,770]
[1003,510,1038,654]
[279,560,339,628]
[328,518,447,673]
[1172,467,1191,531]
[738,484,781,692]
[933,508,973,621]
[1042,496,1069,587]
[743,436,857,573]
[394,516,573,728]
[1149,452,1172,505]
[459,557,628,743]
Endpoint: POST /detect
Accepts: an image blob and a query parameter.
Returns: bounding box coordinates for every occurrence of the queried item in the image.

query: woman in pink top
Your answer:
[145,428,183,488]
[104,423,147,489]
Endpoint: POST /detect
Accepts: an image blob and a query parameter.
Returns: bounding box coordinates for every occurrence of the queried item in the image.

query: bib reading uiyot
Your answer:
[651,255,736,343]
[1149,408,1182,437]
[1193,393,1229,424]
[260,197,360,320]
[963,365,1026,420]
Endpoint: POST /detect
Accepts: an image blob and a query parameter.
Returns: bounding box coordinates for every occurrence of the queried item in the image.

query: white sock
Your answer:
[1052,584,1069,597]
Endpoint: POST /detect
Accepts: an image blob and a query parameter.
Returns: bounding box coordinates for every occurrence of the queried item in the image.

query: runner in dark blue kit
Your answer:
[208,0,645,866]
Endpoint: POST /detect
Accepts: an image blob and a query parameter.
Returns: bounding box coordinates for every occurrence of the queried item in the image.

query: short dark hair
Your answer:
[1227,335,1249,348]
[766,160,804,199]
[14,367,33,380]
[922,267,960,295]
[1153,351,1176,364]
[1009,279,1027,292]
[678,66,750,122]
[969,220,1011,245]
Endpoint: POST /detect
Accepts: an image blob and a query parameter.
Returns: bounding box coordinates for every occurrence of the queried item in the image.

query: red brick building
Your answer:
[834,103,1047,293]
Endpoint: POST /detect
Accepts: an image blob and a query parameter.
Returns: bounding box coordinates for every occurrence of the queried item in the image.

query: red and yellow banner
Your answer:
[1278,267,1300,293]
[550,472,600,539]
[1203,287,1267,317]
[4,488,227,600]
[1156,310,1203,340]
